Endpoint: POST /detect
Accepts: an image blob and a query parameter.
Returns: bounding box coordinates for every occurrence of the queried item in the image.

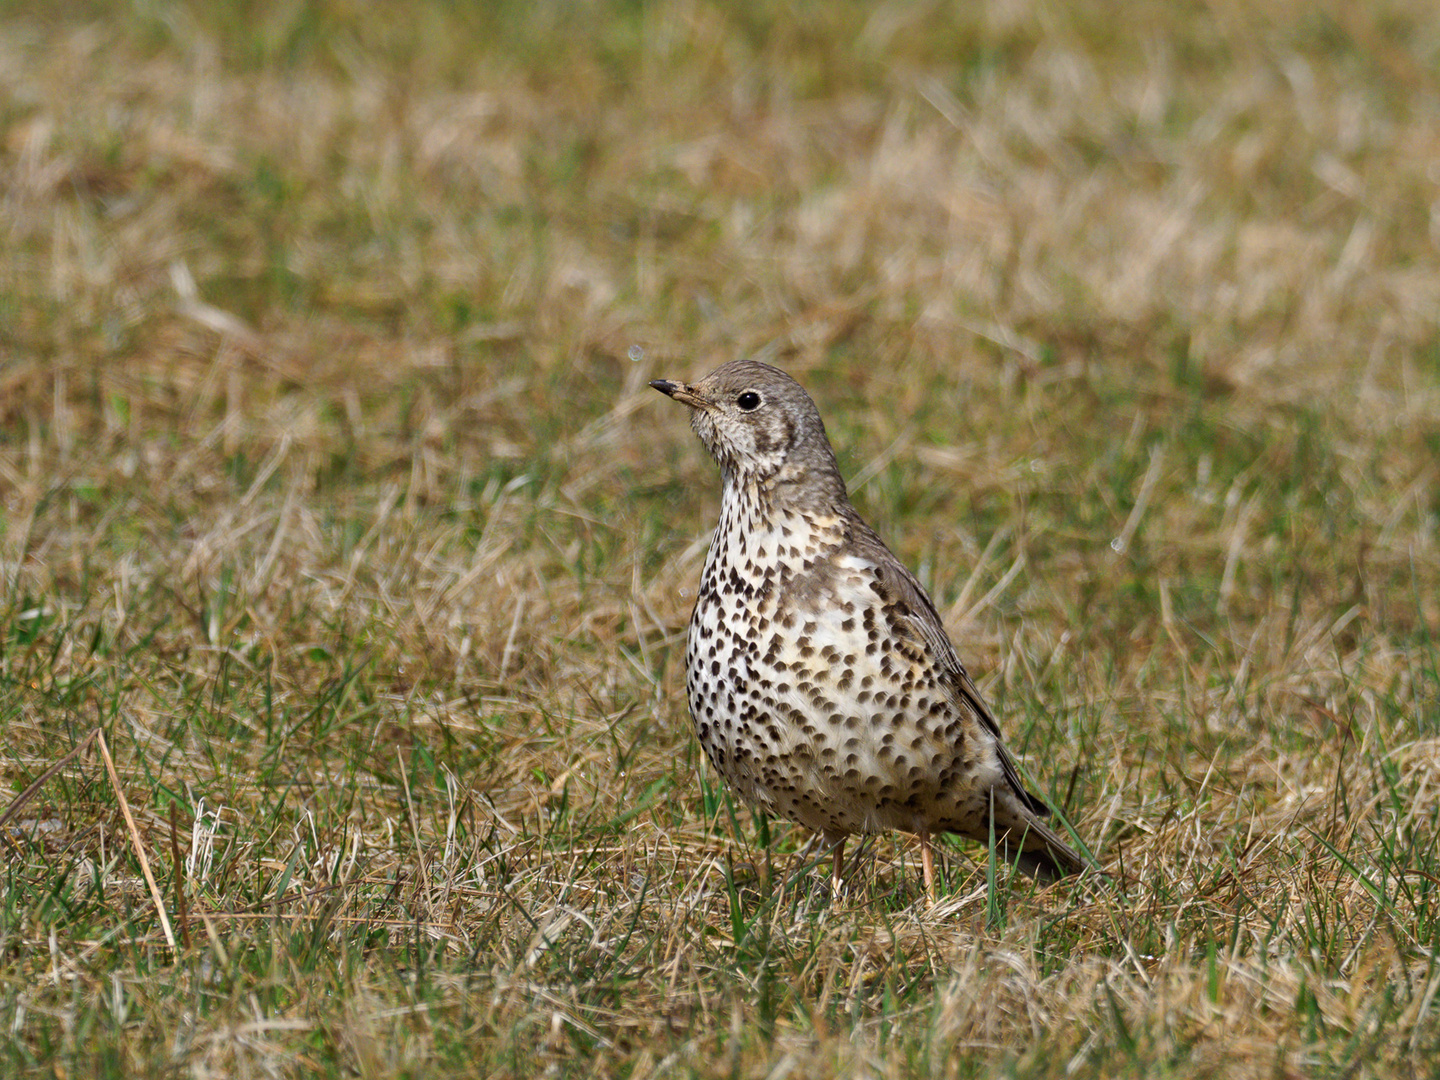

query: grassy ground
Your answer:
[2,1,1439,1075]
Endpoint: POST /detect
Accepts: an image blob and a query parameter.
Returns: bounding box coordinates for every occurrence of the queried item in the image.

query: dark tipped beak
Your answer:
[650,378,706,408]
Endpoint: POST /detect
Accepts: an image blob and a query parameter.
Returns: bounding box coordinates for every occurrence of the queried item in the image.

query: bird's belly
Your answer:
[684,583,998,837]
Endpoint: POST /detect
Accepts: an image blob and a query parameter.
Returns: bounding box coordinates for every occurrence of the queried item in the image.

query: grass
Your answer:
[2,0,1440,1075]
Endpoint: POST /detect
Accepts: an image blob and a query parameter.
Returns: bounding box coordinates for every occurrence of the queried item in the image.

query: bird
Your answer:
[650,359,1090,897]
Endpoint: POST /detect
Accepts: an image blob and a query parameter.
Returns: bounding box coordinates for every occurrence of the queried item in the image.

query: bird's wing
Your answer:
[849,516,1051,817]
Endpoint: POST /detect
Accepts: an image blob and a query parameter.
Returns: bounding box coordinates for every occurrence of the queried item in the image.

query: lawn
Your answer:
[2,1,1439,1076]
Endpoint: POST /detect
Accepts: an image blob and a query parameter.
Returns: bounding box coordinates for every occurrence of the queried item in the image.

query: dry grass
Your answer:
[2,1,1439,1075]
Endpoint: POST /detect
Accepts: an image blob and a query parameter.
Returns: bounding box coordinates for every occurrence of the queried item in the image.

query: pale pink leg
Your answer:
[829,836,846,896]
[919,831,936,901]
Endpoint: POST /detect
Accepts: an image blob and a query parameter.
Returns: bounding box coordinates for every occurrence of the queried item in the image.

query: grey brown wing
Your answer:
[854,522,1052,817]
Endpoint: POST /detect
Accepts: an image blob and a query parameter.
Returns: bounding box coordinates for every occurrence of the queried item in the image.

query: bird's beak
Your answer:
[650,379,708,409]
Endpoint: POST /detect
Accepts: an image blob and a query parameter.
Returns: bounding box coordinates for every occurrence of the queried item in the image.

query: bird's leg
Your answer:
[829,835,846,897]
[918,830,936,902]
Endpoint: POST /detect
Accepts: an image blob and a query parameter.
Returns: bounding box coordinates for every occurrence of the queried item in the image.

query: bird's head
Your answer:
[651,360,844,500]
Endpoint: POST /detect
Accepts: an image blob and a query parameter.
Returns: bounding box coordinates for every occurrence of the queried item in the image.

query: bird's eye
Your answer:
[736,391,761,411]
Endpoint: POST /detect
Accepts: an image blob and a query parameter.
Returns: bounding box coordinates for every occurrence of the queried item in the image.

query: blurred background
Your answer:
[2,1,1439,1076]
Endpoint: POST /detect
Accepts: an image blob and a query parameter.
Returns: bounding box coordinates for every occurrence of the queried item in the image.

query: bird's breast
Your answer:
[682,498,993,834]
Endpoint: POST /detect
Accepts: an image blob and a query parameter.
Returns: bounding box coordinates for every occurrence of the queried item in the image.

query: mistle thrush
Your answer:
[651,360,1090,895]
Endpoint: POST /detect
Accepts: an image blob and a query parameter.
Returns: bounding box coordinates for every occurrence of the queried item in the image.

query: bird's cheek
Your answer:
[691,413,714,443]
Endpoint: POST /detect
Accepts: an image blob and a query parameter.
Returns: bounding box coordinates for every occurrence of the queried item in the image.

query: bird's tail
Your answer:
[995,791,1092,882]
[1010,820,1089,882]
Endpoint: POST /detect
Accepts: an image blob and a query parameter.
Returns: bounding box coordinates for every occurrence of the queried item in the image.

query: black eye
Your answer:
[736,391,761,411]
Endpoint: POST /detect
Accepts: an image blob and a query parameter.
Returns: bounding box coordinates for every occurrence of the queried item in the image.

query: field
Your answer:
[3,1,1440,1076]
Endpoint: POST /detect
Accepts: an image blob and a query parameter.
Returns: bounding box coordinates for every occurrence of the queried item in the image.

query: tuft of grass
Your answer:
[2,0,1440,1075]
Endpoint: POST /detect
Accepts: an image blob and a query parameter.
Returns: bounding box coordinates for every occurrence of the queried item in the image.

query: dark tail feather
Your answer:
[1005,809,1092,882]
[1013,832,1089,882]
